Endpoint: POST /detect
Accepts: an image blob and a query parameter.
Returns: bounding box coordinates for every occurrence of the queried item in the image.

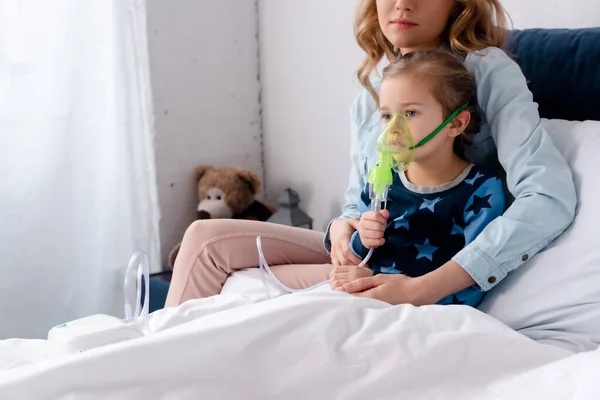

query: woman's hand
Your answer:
[357,209,390,249]
[340,260,477,306]
[341,274,430,306]
[329,265,373,291]
[329,218,362,266]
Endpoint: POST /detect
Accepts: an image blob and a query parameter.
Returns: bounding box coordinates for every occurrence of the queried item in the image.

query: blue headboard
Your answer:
[506,28,600,121]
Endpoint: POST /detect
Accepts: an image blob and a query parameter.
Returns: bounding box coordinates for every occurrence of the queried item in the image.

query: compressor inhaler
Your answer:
[47,251,151,353]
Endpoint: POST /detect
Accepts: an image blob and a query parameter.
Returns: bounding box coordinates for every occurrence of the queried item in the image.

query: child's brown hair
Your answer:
[382,50,480,158]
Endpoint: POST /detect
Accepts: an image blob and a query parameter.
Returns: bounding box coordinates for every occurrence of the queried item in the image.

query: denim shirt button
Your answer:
[487,276,497,284]
[522,254,529,262]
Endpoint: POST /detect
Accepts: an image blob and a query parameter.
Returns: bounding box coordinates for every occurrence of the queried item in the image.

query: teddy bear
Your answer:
[167,165,275,269]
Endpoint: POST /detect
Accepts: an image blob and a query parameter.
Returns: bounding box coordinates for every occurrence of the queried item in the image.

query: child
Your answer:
[349,50,505,307]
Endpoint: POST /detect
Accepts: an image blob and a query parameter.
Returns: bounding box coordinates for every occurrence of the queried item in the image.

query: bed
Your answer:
[0,28,599,399]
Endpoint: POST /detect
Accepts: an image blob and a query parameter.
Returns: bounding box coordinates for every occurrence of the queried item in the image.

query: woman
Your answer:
[165,0,576,307]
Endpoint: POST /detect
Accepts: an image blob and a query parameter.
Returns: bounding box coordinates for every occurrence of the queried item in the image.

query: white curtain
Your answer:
[0,0,161,339]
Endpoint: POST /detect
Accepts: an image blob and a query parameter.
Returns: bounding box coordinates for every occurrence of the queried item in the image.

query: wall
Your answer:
[259,0,600,231]
[258,0,363,230]
[147,0,263,265]
[502,0,600,29]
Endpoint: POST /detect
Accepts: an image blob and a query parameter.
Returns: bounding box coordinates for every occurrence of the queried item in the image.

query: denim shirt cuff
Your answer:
[323,218,338,254]
[453,243,508,292]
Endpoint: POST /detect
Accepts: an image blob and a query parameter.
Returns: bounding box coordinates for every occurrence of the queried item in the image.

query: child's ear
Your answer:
[448,111,471,138]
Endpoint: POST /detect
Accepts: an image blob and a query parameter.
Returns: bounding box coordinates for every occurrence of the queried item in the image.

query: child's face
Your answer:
[379,74,451,162]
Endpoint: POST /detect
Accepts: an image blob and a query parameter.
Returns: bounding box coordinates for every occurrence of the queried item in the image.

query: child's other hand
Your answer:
[330,265,374,291]
[358,209,390,249]
[329,218,362,267]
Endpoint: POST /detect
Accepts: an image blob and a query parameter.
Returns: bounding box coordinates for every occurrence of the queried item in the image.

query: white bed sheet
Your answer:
[0,271,591,399]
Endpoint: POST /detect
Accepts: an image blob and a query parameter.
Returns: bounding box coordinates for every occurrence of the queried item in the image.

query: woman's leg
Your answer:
[165,219,332,307]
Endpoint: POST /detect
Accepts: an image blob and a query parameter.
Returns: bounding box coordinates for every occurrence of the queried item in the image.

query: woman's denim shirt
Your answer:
[325,47,576,291]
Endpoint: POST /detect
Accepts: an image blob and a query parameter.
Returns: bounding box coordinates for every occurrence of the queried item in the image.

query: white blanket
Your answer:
[1,272,596,399]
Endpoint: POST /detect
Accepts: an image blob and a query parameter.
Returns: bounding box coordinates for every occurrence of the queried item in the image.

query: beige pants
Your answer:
[165,219,333,307]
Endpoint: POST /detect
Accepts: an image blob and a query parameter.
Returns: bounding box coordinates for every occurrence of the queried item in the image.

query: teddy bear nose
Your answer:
[197,210,211,220]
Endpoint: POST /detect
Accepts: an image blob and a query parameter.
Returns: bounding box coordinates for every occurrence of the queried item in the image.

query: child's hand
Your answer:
[358,209,390,249]
[330,265,374,291]
[329,218,362,266]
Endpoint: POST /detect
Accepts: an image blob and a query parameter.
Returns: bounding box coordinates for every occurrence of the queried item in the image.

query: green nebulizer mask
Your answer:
[367,104,469,211]
[367,112,415,212]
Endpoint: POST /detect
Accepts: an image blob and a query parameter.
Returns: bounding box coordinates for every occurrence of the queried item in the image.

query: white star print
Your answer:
[415,239,438,261]
[419,197,442,213]
[465,172,484,185]
[394,212,409,230]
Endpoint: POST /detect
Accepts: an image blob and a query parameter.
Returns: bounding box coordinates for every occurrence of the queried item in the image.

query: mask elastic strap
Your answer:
[409,103,470,150]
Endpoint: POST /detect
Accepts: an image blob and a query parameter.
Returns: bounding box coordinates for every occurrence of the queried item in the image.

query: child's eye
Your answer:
[406,110,417,118]
[381,113,392,121]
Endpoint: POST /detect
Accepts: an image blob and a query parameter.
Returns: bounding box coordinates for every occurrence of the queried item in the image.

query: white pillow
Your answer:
[480,119,600,353]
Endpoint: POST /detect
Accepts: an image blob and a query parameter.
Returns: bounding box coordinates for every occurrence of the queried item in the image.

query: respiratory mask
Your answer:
[368,103,470,206]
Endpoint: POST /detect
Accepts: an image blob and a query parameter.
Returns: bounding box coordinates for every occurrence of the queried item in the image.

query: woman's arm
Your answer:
[454,48,577,291]
[323,89,375,256]
[411,51,576,303]
[342,260,473,306]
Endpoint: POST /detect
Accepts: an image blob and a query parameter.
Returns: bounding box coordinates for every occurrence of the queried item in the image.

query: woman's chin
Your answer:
[385,34,441,54]
[385,32,420,49]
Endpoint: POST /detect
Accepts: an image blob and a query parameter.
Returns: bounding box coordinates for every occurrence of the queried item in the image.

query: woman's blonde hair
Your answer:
[382,50,480,158]
[355,0,509,105]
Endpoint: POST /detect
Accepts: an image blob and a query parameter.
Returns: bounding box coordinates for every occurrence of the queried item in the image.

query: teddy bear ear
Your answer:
[236,169,261,195]
[194,165,214,181]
